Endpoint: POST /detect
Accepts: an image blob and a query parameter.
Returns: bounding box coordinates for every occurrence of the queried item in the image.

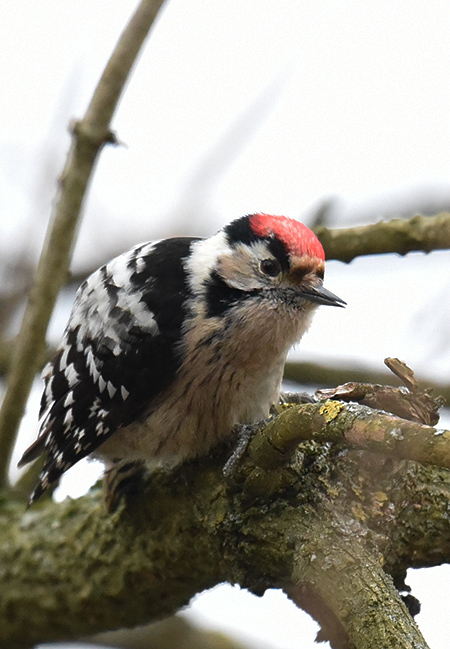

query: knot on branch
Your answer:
[70,119,119,151]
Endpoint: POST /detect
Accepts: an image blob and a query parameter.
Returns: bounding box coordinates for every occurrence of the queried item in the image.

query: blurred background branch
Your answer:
[89,616,248,649]
[315,212,450,262]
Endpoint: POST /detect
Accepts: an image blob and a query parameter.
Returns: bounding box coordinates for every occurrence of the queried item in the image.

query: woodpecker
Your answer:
[19,213,345,505]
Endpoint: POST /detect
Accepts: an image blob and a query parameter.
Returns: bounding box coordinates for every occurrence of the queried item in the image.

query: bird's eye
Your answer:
[260,259,281,277]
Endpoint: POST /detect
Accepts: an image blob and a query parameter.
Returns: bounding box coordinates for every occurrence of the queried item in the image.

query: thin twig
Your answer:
[283,360,450,406]
[0,0,165,488]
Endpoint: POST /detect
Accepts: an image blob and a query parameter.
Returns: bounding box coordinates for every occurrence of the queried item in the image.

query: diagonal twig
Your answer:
[0,0,166,488]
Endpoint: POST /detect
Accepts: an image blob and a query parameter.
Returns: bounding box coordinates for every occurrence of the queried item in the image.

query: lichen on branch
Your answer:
[2,393,450,648]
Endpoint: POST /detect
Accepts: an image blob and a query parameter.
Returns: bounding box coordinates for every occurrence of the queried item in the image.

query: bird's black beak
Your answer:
[301,284,346,307]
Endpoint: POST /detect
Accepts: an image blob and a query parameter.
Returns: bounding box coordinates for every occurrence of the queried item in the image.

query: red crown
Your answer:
[249,213,325,260]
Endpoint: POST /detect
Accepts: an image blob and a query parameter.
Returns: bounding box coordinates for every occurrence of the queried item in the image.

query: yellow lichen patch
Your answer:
[435,429,450,442]
[319,401,344,422]
[327,486,341,498]
[372,491,390,516]
[351,502,367,521]
[374,491,388,504]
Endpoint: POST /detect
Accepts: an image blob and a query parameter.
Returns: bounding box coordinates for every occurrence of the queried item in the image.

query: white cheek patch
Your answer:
[217,241,276,291]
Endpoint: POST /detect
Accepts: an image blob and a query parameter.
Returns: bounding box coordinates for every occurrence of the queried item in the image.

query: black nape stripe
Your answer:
[224,215,261,247]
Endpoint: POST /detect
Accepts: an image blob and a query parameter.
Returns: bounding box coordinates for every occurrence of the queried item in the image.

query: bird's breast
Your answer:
[98,297,314,464]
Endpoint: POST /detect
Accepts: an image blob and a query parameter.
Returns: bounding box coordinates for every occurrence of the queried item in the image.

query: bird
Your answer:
[18,213,345,507]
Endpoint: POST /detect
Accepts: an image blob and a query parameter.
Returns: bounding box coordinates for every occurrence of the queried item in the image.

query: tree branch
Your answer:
[4,209,449,335]
[3,401,450,648]
[315,212,450,262]
[287,520,428,649]
[283,360,450,407]
[0,0,165,488]
[231,401,450,480]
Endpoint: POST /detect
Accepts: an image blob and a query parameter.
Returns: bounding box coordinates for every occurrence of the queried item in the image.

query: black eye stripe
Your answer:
[267,237,290,272]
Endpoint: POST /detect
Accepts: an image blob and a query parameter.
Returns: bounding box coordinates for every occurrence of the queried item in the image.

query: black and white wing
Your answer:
[19,237,197,502]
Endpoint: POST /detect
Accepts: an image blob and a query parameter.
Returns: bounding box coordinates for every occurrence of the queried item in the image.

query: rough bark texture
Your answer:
[3,399,450,649]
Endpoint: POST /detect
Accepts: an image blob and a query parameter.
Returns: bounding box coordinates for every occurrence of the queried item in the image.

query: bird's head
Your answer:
[186,213,345,318]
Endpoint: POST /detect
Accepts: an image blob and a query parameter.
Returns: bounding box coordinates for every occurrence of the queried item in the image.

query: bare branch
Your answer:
[283,360,450,407]
[316,212,450,262]
[316,356,443,427]
[0,0,165,488]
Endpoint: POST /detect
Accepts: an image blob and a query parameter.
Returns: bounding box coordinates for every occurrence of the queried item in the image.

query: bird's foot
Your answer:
[223,420,269,487]
[103,459,147,513]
